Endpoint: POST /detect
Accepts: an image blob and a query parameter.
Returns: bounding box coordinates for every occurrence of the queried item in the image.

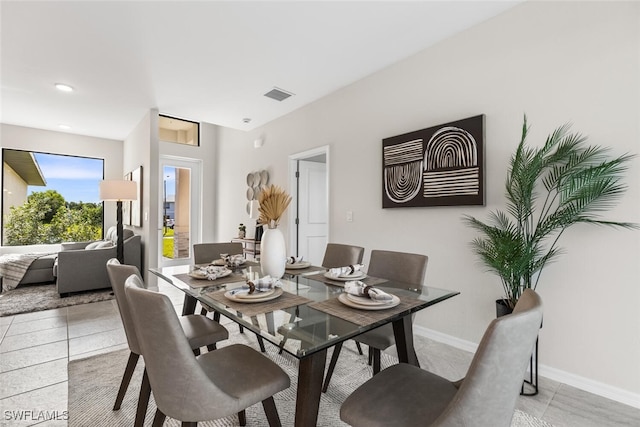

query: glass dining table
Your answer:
[149,262,459,427]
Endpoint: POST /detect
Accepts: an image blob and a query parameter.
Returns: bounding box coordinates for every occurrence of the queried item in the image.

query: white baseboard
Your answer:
[413,325,640,410]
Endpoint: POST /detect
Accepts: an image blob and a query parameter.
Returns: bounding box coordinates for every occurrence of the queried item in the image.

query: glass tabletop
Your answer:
[149,264,459,359]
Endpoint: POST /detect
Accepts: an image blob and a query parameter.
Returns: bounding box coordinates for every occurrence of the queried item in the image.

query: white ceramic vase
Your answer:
[260,226,286,279]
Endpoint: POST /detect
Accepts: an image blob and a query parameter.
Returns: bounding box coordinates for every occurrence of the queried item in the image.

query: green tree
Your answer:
[27,190,65,223]
[4,191,103,245]
[4,204,45,245]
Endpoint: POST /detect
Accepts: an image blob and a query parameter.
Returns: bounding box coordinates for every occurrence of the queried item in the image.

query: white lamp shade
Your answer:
[249,200,260,219]
[99,180,137,201]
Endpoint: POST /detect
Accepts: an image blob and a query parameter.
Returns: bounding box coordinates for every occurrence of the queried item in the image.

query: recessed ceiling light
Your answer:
[55,83,74,92]
[58,124,72,130]
[242,118,251,124]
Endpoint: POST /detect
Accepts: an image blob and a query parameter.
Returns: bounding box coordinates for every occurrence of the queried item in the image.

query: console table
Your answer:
[231,238,261,260]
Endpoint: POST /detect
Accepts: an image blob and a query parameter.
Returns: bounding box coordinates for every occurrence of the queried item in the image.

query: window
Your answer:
[159,115,199,146]
[2,149,104,246]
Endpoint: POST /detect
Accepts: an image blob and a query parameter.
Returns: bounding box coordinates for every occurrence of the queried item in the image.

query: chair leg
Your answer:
[372,348,381,375]
[207,343,217,352]
[257,335,266,353]
[238,409,246,426]
[213,311,221,322]
[278,337,288,354]
[355,341,364,355]
[135,369,151,427]
[181,422,197,427]
[322,342,343,393]
[113,352,139,410]
[193,347,201,356]
[368,346,373,365]
[152,409,166,427]
[262,396,282,427]
[200,307,208,316]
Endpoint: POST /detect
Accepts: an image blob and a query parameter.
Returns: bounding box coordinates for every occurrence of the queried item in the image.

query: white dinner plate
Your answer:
[338,293,400,310]
[324,271,367,281]
[235,288,275,299]
[346,293,393,306]
[188,268,232,280]
[225,287,283,303]
[285,261,312,270]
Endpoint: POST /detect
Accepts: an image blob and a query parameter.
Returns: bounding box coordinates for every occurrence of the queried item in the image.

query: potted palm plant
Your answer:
[464,116,636,312]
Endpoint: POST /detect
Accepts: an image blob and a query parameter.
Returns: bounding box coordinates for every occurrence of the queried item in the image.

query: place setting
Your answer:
[210,253,252,268]
[174,261,248,288]
[224,275,284,303]
[203,274,315,318]
[283,255,326,276]
[337,281,400,310]
[284,255,311,270]
[324,264,367,281]
[188,264,233,280]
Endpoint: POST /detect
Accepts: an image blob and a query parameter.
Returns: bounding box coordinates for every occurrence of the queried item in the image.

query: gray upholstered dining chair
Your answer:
[321,243,365,268]
[193,242,243,265]
[323,249,428,392]
[193,242,266,351]
[106,259,229,427]
[124,275,290,427]
[340,289,543,427]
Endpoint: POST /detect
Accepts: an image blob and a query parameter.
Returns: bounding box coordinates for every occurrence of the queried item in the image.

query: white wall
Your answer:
[122,111,153,274]
[0,124,123,254]
[124,110,220,278]
[159,121,219,244]
[216,1,640,401]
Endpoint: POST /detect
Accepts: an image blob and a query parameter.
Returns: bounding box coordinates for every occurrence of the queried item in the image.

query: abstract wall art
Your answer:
[382,115,485,208]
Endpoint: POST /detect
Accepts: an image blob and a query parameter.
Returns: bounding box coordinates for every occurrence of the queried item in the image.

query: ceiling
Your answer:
[0,1,521,141]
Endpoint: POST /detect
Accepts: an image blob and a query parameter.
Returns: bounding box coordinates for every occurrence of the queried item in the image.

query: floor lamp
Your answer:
[100,180,137,263]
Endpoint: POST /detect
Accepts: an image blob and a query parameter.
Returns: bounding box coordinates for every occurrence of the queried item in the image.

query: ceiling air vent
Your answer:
[264,87,294,102]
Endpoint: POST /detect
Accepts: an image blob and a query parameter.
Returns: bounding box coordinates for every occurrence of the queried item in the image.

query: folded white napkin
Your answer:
[225,254,246,267]
[243,275,282,294]
[195,265,229,281]
[287,256,304,264]
[327,264,365,279]
[344,281,393,301]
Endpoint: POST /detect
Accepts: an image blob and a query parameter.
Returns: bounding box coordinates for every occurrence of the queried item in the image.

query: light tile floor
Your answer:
[1,283,639,427]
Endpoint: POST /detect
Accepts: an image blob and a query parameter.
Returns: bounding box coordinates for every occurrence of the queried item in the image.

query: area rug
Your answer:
[68,331,554,426]
[0,284,114,316]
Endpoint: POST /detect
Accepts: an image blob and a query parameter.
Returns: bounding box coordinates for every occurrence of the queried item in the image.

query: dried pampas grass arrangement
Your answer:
[258,184,291,228]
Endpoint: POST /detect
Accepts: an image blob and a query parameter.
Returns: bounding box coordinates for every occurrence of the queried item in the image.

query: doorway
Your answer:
[288,146,329,266]
[159,156,201,267]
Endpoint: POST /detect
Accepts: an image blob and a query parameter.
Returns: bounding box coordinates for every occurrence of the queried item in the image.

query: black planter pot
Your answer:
[495,298,514,318]
[495,298,539,396]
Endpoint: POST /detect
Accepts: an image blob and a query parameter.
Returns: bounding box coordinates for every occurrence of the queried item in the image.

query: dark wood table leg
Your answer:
[182,294,197,316]
[295,349,327,427]
[392,315,419,366]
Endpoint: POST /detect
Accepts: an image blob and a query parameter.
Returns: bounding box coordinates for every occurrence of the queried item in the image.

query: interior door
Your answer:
[159,157,201,267]
[297,160,327,265]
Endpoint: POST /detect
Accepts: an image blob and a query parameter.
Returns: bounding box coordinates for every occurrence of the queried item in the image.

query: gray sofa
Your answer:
[19,254,57,285]
[55,227,142,296]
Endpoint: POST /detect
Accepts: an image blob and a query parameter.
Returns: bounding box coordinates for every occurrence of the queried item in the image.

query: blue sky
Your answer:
[28,153,103,203]
[26,154,177,203]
